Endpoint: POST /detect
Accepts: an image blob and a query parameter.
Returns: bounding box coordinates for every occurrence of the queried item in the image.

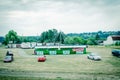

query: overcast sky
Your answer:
[0,0,120,36]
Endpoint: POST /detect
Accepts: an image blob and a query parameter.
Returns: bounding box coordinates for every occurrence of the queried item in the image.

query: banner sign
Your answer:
[72,48,84,52]
[72,48,84,54]
[49,51,57,55]
[37,51,44,55]
[63,50,70,55]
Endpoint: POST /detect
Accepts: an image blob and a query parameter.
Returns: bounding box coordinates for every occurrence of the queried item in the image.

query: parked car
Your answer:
[38,55,46,62]
[6,51,14,56]
[112,49,120,57]
[4,51,14,63]
[4,56,13,62]
[87,53,101,61]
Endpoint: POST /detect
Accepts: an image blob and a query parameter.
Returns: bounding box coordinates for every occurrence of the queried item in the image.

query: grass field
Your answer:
[0,46,120,80]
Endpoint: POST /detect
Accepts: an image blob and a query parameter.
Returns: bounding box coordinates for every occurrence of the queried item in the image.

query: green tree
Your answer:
[95,33,100,40]
[86,39,94,45]
[40,31,48,43]
[64,36,74,44]
[73,36,85,45]
[40,29,58,43]
[48,29,58,42]
[55,31,65,44]
[16,36,22,43]
[5,30,19,44]
[86,38,97,45]
[64,36,86,45]
[73,36,81,45]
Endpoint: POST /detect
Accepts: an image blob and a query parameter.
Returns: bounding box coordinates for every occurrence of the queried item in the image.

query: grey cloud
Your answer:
[0,0,120,36]
[0,0,119,13]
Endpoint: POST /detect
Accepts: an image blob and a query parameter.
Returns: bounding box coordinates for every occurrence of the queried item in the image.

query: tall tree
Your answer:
[47,29,58,42]
[64,36,74,44]
[86,38,97,45]
[40,29,58,43]
[5,30,19,45]
[95,33,100,40]
[55,31,65,44]
[40,31,48,43]
[64,36,85,45]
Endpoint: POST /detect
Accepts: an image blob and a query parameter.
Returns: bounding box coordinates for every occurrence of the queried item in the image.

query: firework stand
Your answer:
[34,45,86,55]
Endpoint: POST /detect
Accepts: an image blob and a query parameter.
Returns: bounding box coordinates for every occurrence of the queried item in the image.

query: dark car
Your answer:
[6,51,14,56]
[4,56,13,62]
[112,49,120,57]
[4,51,14,63]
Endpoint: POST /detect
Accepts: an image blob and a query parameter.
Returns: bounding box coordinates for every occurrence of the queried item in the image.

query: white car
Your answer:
[87,53,101,61]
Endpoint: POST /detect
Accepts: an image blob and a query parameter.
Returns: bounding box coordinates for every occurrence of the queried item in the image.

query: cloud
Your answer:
[0,0,120,36]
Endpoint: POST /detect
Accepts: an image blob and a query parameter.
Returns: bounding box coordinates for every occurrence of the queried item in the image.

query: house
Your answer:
[103,35,120,45]
[8,44,16,48]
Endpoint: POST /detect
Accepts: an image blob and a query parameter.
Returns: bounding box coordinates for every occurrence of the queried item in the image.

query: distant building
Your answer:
[7,44,16,48]
[36,43,42,46]
[46,43,54,46]
[103,35,120,45]
[21,42,31,49]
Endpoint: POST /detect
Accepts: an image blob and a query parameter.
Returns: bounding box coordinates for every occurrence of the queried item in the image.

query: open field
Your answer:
[0,46,120,80]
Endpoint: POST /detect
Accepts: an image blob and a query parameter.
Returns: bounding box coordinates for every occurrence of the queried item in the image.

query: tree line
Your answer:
[1,29,120,45]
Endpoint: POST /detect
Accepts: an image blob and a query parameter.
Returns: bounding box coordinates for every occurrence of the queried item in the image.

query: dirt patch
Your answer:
[18,49,37,58]
[0,70,120,80]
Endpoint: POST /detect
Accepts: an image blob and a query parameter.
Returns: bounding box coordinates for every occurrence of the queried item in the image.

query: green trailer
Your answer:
[34,45,86,55]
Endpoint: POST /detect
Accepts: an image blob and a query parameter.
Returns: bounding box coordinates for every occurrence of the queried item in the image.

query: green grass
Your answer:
[0,46,120,80]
